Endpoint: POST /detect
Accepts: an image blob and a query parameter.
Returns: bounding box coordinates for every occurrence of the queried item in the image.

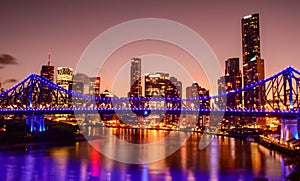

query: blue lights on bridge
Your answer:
[0,66,299,121]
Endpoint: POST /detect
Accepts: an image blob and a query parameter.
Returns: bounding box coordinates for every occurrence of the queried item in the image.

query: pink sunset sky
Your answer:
[0,0,299,97]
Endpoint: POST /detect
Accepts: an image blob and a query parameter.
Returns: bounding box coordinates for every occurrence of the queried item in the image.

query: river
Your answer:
[0,127,293,181]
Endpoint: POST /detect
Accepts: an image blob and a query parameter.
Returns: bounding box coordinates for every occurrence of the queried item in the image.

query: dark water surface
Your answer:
[0,128,292,181]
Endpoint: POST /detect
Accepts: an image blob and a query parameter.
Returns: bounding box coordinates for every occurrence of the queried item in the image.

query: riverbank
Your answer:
[257,135,300,157]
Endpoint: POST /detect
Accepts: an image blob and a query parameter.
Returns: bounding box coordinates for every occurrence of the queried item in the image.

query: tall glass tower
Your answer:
[40,53,54,106]
[242,13,265,110]
[129,57,142,97]
[40,53,54,82]
[242,13,260,64]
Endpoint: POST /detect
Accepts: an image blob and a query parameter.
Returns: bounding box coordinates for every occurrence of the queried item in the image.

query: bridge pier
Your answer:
[280,117,300,141]
[26,115,46,132]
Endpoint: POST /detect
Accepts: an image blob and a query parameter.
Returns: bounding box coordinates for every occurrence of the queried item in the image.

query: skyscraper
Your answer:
[144,72,169,97]
[40,53,55,106]
[169,77,182,98]
[218,58,243,127]
[218,58,242,109]
[129,57,142,97]
[56,67,73,107]
[243,57,265,109]
[242,13,265,109]
[186,82,210,109]
[40,52,54,82]
[89,77,101,97]
[186,82,210,128]
[57,67,73,90]
[72,81,84,94]
[242,13,260,65]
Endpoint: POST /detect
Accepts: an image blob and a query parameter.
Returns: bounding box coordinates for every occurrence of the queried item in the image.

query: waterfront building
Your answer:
[145,72,169,98]
[218,58,242,109]
[56,67,73,107]
[242,13,260,65]
[144,72,182,124]
[186,82,210,109]
[242,13,265,110]
[89,77,101,97]
[243,56,265,109]
[129,57,142,97]
[57,67,73,90]
[218,58,243,128]
[40,53,55,107]
[72,81,84,94]
[40,52,54,82]
[186,82,210,128]
[169,76,182,98]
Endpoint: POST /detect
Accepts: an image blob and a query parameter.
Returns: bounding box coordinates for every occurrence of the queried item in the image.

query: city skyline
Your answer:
[1,1,300,94]
[1,2,300,180]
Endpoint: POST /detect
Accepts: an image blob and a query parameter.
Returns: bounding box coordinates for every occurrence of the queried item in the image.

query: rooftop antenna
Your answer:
[47,52,51,66]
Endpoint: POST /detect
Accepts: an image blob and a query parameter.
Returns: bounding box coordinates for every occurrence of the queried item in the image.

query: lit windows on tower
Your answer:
[56,67,73,107]
[241,13,265,109]
[56,67,73,90]
[242,13,260,64]
[129,57,142,98]
[40,52,55,106]
[89,77,101,97]
[218,58,242,109]
[40,52,54,82]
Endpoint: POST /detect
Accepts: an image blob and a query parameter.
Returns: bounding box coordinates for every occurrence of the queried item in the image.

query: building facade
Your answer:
[243,57,265,109]
[218,58,242,109]
[40,53,55,106]
[56,67,73,107]
[129,57,142,97]
[242,13,265,109]
[89,77,101,97]
[186,82,210,128]
[57,67,73,90]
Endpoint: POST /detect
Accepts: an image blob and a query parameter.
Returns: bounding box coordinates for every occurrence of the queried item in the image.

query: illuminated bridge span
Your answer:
[0,66,299,115]
[0,66,300,133]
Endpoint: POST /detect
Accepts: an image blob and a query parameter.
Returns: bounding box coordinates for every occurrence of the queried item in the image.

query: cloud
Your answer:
[4,78,18,84]
[0,54,17,65]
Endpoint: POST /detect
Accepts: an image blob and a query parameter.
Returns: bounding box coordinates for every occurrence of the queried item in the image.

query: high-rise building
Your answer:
[145,72,169,97]
[40,53,55,106]
[71,81,84,108]
[89,77,101,97]
[169,77,182,98]
[144,72,182,124]
[186,82,210,128]
[56,67,73,107]
[129,57,142,97]
[186,82,210,109]
[242,13,260,65]
[243,57,265,109]
[40,52,54,82]
[225,58,240,76]
[242,13,265,109]
[218,58,242,109]
[57,67,73,90]
[72,81,84,94]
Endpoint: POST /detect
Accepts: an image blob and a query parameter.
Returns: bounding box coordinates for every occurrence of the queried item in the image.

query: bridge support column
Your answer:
[26,115,34,132]
[280,117,299,141]
[25,115,45,132]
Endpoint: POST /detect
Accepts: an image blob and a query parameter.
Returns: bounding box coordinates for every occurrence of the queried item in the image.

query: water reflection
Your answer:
[0,129,293,180]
